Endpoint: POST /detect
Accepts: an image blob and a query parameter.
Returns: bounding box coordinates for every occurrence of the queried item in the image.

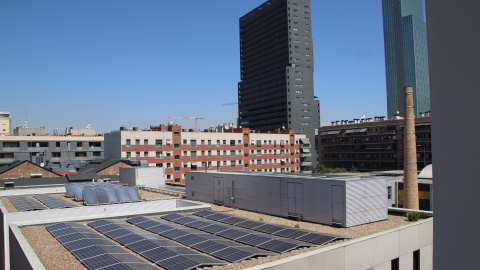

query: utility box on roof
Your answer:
[186,171,387,227]
[119,167,165,188]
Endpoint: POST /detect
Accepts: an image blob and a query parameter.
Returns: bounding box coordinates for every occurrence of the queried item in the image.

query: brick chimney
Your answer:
[403,87,419,210]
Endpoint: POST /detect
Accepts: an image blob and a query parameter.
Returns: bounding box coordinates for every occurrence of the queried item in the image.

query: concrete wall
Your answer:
[9,225,44,270]
[246,218,433,270]
[426,1,480,269]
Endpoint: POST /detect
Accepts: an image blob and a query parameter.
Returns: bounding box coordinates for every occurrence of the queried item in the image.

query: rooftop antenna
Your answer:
[86,121,91,129]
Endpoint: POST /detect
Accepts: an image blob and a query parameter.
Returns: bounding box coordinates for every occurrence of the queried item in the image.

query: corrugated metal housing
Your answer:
[186,171,387,227]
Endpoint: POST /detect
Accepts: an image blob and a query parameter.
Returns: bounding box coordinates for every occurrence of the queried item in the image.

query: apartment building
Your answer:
[104,125,311,184]
[0,111,11,135]
[317,115,431,171]
[0,135,104,168]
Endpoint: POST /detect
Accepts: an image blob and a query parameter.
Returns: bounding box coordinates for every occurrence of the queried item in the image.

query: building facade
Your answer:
[317,115,431,172]
[104,125,311,184]
[0,135,104,168]
[238,0,320,166]
[0,111,11,135]
[382,0,430,118]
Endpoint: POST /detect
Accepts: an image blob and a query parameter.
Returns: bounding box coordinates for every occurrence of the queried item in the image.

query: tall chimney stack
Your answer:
[403,87,419,210]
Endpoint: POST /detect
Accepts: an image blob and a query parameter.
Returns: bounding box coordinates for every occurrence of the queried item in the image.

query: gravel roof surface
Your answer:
[17,190,415,270]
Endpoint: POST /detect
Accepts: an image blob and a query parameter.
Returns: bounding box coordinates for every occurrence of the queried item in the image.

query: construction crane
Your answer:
[168,117,205,131]
[221,102,238,106]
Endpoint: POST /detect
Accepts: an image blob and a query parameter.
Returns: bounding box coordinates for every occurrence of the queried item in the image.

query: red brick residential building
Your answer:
[105,125,311,184]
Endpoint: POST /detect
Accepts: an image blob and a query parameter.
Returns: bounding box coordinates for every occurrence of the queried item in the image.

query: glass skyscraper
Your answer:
[382,0,430,118]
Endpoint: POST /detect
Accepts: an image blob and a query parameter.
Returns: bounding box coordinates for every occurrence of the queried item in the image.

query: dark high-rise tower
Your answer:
[238,0,319,167]
[382,0,430,118]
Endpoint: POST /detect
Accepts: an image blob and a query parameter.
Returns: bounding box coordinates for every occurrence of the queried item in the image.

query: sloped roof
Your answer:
[0,160,61,177]
[77,159,129,174]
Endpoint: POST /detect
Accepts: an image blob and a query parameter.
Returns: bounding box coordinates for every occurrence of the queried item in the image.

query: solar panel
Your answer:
[160,229,190,239]
[191,240,228,254]
[94,189,110,204]
[273,228,309,239]
[105,188,120,203]
[115,234,145,245]
[46,223,69,232]
[216,229,251,240]
[71,245,107,260]
[74,186,85,201]
[181,254,226,265]
[237,220,263,229]
[257,239,298,253]
[126,239,159,253]
[296,233,337,245]
[127,187,142,202]
[141,248,178,264]
[49,228,77,238]
[199,224,229,234]
[88,219,112,228]
[254,224,286,234]
[63,239,95,251]
[219,216,246,225]
[81,254,129,270]
[192,210,214,217]
[161,213,184,221]
[211,246,254,262]
[204,213,229,221]
[157,255,201,270]
[175,234,207,246]
[83,189,98,206]
[65,184,75,197]
[57,233,85,244]
[236,234,271,246]
[126,216,150,225]
[172,216,197,225]
[116,187,132,202]
[123,262,159,270]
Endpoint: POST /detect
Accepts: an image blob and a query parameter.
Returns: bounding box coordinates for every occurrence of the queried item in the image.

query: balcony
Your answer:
[300,153,311,157]
[0,158,15,164]
[1,147,19,152]
[300,162,312,166]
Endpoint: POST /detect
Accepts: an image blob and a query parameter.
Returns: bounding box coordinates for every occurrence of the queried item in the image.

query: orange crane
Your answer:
[168,117,205,131]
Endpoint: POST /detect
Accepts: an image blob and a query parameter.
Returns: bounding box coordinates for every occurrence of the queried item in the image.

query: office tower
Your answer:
[382,0,430,118]
[238,0,319,168]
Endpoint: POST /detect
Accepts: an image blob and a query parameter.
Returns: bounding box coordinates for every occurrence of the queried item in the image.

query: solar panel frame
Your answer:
[126,187,142,202]
[211,246,254,262]
[83,189,98,206]
[105,188,121,203]
[65,184,75,197]
[74,186,84,201]
[272,228,310,239]
[94,188,111,205]
[192,210,215,217]
[116,187,132,203]
[296,233,337,245]
[71,245,107,260]
[257,239,298,253]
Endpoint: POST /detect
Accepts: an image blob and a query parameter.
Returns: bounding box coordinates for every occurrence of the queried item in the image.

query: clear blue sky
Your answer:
[0,0,387,134]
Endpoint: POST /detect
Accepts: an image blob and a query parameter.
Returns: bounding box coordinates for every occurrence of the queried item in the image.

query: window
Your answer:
[231,161,236,167]
[183,139,187,144]
[413,250,420,270]
[183,151,187,156]
[257,150,262,156]
[208,161,212,168]
[208,151,212,157]
[126,152,131,159]
[166,163,171,168]
[183,163,188,168]
[166,152,171,156]
[156,152,162,159]
[388,186,392,200]
[144,152,148,157]
[174,132,179,137]
[77,142,82,147]
[216,140,220,146]
[222,140,226,145]
[208,140,211,146]
[52,152,61,157]
[230,140,235,146]
[174,144,179,148]
[201,151,205,156]
[135,139,140,145]
[201,140,205,145]
[191,151,197,158]
[155,140,162,147]
[391,258,399,270]
[136,152,140,157]
[223,161,227,166]
[126,139,131,147]
[144,139,148,145]
[174,155,180,160]
[175,167,180,171]
[217,151,221,157]
[230,150,236,157]
[190,140,197,147]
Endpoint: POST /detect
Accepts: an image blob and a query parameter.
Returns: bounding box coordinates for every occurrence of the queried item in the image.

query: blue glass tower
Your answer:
[382,0,430,118]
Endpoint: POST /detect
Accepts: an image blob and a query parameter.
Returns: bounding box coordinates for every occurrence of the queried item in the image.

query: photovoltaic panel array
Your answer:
[88,219,201,270]
[8,196,48,212]
[33,194,78,209]
[161,213,308,254]
[46,223,132,270]
[126,216,260,262]
[66,183,142,206]
[193,210,349,246]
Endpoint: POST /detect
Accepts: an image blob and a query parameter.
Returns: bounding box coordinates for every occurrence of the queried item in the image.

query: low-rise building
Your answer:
[104,125,311,184]
[316,115,431,171]
[0,135,104,168]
